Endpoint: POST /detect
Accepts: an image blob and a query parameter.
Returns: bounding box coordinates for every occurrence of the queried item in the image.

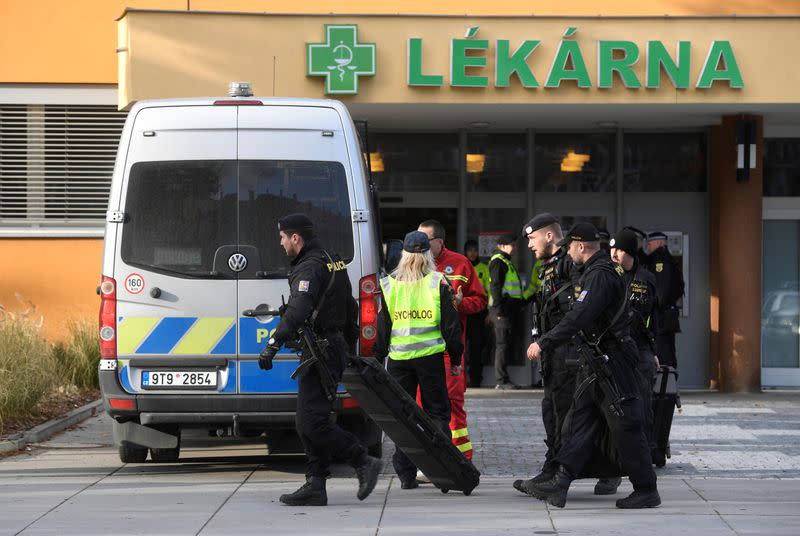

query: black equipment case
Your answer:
[343,356,480,495]
[651,365,681,467]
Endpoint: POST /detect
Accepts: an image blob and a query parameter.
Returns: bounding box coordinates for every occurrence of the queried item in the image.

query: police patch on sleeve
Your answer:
[298,280,310,292]
[576,290,588,302]
[655,262,664,273]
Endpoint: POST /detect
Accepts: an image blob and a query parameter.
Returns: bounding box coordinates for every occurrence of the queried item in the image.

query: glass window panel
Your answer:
[764,139,800,197]
[466,133,526,192]
[761,220,800,368]
[623,133,707,192]
[121,160,237,278]
[238,160,354,277]
[535,133,616,192]
[369,133,458,192]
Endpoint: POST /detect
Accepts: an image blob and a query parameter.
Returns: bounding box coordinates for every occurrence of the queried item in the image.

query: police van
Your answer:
[99,83,383,463]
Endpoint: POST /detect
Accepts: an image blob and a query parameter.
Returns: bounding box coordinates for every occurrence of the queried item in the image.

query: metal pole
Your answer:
[457,129,468,251]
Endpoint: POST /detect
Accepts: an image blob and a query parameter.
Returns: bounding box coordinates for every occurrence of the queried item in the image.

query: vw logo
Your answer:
[228,253,248,272]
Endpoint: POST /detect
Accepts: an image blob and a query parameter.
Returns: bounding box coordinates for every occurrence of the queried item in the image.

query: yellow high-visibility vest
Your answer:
[380,272,446,360]
[489,254,524,306]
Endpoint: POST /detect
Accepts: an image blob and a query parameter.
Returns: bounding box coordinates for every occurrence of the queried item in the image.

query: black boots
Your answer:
[529,465,574,508]
[355,456,382,501]
[513,466,557,496]
[616,489,662,509]
[594,476,623,495]
[280,477,328,506]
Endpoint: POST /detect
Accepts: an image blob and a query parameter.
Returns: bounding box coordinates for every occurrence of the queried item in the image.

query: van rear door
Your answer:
[236,105,359,393]
[114,106,239,395]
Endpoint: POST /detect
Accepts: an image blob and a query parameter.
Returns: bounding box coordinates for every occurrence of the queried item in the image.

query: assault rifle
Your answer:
[573,332,626,418]
[243,296,337,402]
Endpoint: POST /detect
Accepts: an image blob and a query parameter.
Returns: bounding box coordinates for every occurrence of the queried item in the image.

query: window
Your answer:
[623,133,706,192]
[121,161,237,278]
[121,160,354,279]
[762,220,800,369]
[535,133,616,192]
[369,133,459,192]
[238,160,353,276]
[0,105,126,224]
[764,139,800,197]
[466,133,526,192]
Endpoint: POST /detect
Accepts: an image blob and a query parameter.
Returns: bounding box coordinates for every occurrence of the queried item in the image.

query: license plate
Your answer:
[142,371,217,389]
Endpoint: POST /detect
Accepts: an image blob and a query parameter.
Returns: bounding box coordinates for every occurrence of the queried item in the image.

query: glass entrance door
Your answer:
[762,219,800,387]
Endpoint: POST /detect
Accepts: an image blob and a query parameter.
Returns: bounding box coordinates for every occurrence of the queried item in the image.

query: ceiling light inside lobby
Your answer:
[560,151,591,172]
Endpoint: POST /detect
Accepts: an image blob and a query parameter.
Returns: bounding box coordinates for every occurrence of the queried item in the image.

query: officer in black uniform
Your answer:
[610,229,660,455]
[527,222,660,509]
[623,226,649,266]
[514,214,620,497]
[643,231,685,368]
[597,228,611,254]
[260,213,381,507]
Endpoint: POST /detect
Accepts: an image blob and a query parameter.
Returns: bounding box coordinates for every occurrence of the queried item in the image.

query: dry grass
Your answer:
[0,296,100,433]
[0,303,55,432]
[51,318,100,390]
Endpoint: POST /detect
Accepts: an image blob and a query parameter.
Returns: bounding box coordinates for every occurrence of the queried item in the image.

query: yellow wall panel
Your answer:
[0,238,103,341]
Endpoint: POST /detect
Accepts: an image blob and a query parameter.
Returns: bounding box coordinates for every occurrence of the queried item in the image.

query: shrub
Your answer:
[0,312,55,429]
[51,318,100,390]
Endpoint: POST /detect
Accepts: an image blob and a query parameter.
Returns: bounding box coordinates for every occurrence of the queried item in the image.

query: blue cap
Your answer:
[403,231,431,253]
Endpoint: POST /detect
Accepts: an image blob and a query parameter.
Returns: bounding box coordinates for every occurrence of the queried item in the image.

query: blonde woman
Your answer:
[375,231,463,490]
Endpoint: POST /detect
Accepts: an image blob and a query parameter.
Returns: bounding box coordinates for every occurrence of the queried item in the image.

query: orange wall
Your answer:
[1,0,799,84]
[0,238,103,341]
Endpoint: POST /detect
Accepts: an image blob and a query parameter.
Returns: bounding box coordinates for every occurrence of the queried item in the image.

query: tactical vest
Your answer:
[627,265,655,345]
[379,272,446,360]
[538,254,573,332]
[489,253,524,306]
[577,259,630,344]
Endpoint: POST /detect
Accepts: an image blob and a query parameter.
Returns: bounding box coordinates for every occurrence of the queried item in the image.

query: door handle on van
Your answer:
[242,306,281,317]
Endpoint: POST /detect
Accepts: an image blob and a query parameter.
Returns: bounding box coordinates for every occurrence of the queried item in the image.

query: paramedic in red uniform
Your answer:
[418,220,487,461]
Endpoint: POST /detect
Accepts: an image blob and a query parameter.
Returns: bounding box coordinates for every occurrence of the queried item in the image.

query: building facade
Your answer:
[2,1,800,390]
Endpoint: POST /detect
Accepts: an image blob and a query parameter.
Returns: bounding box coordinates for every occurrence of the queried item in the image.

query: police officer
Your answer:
[464,239,490,388]
[514,214,620,497]
[262,214,381,507]
[643,231,685,368]
[527,222,660,509]
[489,234,524,389]
[610,229,660,454]
[597,228,611,254]
[374,231,464,489]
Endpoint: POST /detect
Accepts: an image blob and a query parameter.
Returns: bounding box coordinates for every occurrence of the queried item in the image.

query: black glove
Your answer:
[259,342,279,370]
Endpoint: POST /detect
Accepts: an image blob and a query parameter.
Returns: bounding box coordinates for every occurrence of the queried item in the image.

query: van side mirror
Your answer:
[383,239,403,274]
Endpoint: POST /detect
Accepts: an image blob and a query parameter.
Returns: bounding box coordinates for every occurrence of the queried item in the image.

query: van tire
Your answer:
[119,445,148,463]
[150,428,181,463]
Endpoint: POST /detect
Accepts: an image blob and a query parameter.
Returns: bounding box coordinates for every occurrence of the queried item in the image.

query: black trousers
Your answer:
[466,310,489,387]
[492,304,522,385]
[540,343,579,471]
[655,333,677,368]
[387,352,451,482]
[555,342,657,492]
[635,343,657,451]
[296,334,367,478]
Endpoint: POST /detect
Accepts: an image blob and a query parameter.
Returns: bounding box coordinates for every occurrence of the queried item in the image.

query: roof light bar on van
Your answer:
[213,99,263,106]
[228,81,253,97]
[98,275,117,360]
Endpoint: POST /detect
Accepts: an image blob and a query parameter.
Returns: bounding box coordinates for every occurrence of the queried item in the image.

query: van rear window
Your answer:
[120,160,353,279]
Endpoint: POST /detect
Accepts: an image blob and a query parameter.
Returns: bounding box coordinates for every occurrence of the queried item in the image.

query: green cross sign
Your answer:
[307,25,376,95]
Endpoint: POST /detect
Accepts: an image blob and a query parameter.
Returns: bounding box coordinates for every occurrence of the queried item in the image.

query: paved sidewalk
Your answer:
[0,391,798,535]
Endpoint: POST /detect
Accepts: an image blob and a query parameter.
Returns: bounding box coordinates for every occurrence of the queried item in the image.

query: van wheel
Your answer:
[119,445,148,463]
[150,428,181,463]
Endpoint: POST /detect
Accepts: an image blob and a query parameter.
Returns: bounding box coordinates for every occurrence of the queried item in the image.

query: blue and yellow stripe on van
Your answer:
[117,317,236,355]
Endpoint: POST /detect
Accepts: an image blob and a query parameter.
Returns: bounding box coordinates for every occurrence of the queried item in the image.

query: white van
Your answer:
[99,84,383,463]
